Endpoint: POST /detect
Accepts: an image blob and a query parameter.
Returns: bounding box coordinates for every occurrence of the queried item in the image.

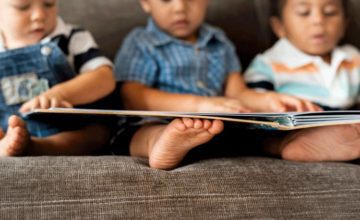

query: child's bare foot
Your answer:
[0,115,30,156]
[278,124,360,162]
[149,118,224,170]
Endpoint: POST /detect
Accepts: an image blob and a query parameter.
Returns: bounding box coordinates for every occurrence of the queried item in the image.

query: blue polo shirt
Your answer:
[115,18,241,96]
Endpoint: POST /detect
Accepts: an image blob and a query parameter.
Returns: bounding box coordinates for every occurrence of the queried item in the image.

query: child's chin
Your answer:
[174,33,197,42]
[28,33,45,43]
[304,46,333,57]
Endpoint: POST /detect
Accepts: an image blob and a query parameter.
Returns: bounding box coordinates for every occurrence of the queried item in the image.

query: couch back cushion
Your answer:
[59,0,360,69]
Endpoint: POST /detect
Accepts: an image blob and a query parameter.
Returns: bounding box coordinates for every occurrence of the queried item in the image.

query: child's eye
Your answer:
[323,6,341,16]
[12,3,31,11]
[294,5,310,17]
[43,0,56,8]
[295,9,310,17]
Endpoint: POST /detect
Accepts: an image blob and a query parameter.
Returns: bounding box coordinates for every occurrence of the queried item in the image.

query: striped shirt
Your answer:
[115,18,241,96]
[245,38,360,110]
[0,17,112,74]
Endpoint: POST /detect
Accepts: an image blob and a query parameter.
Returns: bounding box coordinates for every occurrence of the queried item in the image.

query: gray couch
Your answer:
[1,0,360,219]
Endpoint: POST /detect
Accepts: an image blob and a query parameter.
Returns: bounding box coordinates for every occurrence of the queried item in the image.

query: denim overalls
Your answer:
[0,41,76,137]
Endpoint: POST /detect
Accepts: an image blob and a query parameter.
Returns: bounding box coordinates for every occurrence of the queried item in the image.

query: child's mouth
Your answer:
[173,20,189,28]
[311,34,327,44]
[31,28,45,34]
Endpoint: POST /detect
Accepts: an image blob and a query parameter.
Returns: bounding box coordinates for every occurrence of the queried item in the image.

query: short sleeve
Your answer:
[244,55,276,91]
[223,36,242,74]
[68,30,113,73]
[114,30,158,87]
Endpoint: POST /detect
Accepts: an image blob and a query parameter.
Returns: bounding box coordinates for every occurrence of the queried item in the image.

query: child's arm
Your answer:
[20,65,115,112]
[225,72,322,112]
[46,65,115,105]
[121,81,250,113]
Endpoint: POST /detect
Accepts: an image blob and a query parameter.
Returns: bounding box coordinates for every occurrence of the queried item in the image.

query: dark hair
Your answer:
[271,0,349,18]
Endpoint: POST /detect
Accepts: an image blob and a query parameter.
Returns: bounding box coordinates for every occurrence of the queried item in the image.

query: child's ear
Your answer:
[139,0,151,13]
[270,16,286,38]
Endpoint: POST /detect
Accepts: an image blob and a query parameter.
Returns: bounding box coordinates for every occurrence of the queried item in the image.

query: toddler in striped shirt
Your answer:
[245,0,360,162]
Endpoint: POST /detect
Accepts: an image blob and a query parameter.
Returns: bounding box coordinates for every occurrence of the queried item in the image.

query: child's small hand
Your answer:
[262,92,323,112]
[19,93,73,113]
[197,97,251,113]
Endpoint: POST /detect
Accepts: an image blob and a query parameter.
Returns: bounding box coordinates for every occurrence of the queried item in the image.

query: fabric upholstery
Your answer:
[1,157,360,219]
[0,0,360,219]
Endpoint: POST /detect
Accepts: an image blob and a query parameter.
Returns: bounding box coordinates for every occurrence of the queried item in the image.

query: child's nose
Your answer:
[173,0,187,13]
[31,6,47,22]
[311,10,325,25]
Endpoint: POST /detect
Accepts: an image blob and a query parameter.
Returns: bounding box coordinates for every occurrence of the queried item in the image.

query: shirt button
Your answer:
[197,81,206,89]
[41,46,52,56]
[195,47,200,54]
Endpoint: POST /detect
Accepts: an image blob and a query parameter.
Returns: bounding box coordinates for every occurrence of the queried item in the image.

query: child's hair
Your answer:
[271,0,349,18]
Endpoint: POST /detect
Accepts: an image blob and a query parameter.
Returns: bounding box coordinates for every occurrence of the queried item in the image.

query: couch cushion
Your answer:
[0,156,359,219]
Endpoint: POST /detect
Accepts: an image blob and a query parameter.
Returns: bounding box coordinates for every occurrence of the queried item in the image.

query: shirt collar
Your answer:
[146,18,225,47]
[0,17,68,52]
[266,38,352,69]
[41,17,70,44]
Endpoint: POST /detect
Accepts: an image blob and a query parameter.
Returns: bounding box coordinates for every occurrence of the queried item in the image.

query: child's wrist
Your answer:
[192,95,208,112]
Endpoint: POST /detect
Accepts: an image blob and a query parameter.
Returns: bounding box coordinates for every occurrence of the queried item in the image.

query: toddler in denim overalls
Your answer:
[0,0,115,156]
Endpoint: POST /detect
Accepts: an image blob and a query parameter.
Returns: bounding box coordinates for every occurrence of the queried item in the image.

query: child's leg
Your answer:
[0,115,109,156]
[130,118,224,170]
[29,125,110,155]
[266,124,360,162]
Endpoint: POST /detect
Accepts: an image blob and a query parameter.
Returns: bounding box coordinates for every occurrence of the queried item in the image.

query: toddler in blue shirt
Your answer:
[114,0,323,170]
[116,0,317,113]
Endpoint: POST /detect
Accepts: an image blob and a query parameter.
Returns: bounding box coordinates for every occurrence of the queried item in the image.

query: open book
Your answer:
[23,108,360,131]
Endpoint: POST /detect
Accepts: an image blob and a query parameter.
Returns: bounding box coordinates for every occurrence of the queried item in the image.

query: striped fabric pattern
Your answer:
[245,38,360,110]
[115,19,241,97]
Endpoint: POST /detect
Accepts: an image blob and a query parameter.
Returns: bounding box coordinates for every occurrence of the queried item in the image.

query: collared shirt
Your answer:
[245,38,360,109]
[115,18,241,96]
[0,17,112,74]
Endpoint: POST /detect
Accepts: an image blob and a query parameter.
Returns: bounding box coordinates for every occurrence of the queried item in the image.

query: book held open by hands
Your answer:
[23,108,360,130]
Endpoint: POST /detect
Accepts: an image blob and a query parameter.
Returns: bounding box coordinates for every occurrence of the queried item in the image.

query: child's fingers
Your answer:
[269,101,287,112]
[19,103,30,113]
[49,98,72,108]
[303,100,323,112]
[50,98,59,108]
[310,103,323,112]
[19,98,40,113]
[51,98,62,108]
[314,104,323,111]
[60,100,73,108]
[39,95,51,109]
[280,95,306,112]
